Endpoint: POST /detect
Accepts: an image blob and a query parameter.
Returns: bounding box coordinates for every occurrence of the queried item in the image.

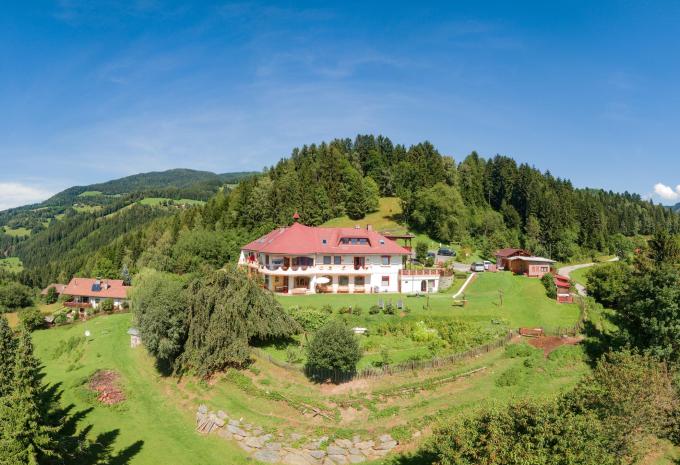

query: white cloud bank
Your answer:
[0,182,54,211]
[654,183,680,202]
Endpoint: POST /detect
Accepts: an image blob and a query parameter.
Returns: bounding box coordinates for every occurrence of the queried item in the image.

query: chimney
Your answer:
[366,224,373,231]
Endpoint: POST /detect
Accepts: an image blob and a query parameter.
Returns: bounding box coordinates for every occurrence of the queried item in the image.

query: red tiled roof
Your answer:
[242,222,411,255]
[40,283,66,296]
[62,278,130,299]
[495,248,530,258]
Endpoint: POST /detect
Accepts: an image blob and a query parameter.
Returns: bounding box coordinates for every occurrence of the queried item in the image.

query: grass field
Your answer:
[138,197,205,206]
[2,226,31,237]
[269,272,579,368]
[78,190,104,197]
[31,312,590,465]
[0,256,23,273]
[73,205,103,213]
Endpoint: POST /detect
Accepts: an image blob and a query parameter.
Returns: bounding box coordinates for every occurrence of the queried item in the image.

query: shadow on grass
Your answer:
[42,381,144,465]
[385,450,437,465]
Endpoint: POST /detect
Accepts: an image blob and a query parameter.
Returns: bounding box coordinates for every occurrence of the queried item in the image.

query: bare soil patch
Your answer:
[89,370,125,405]
[527,335,583,356]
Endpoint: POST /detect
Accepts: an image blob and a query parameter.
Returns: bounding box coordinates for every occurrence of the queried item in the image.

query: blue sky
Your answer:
[2,0,680,209]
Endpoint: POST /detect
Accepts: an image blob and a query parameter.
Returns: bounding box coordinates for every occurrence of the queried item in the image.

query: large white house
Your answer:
[239,221,440,295]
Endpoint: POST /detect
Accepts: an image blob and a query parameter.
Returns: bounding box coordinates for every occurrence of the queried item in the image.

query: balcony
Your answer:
[400,268,441,277]
[64,301,92,308]
[254,264,373,275]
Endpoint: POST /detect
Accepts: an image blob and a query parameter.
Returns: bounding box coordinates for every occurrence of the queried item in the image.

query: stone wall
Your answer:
[196,405,398,464]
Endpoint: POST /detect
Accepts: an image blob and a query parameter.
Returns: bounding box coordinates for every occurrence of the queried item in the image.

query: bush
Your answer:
[44,286,58,304]
[100,298,114,313]
[285,345,304,364]
[541,273,557,299]
[505,343,541,359]
[411,321,439,343]
[305,320,361,378]
[19,307,44,331]
[383,304,395,315]
[369,305,381,315]
[287,306,332,332]
[0,281,33,309]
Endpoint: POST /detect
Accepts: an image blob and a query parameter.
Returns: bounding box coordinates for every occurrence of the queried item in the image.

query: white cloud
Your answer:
[653,182,680,202]
[0,182,54,211]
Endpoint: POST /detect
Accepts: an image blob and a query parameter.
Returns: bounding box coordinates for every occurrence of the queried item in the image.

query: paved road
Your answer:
[558,257,619,296]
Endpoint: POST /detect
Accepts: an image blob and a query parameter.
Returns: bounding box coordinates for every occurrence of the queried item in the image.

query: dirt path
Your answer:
[558,257,619,296]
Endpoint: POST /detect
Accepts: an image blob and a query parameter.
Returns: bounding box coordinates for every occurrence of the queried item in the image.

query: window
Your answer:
[323,256,331,265]
[381,256,391,265]
[334,256,342,265]
[339,276,349,286]
[322,239,327,244]
[355,276,365,286]
[293,257,313,267]
[339,237,369,245]
[381,276,390,287]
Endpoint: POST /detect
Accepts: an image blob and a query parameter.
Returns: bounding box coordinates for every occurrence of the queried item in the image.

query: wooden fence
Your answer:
[253,331,516,383]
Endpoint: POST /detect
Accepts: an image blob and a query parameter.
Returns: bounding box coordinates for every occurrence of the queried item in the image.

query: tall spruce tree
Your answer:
[0,317,15,398]
[0,328,60,465]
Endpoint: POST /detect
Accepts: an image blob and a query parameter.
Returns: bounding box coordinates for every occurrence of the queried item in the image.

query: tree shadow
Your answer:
[41,381,144,465]
[580,317,627,367]
[386,450,437,465]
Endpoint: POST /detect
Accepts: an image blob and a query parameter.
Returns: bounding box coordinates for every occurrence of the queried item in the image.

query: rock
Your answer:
[355,441,374,450]
[254,450,281,464]
[260,433,273,443]
[326,446,346,456]
[348,448,360,455]
[238,442,254,453]
[217,429,233,440]
[348,455,365,464]
[327,455,348,465]
[233,434,245,441]
[304,441,322,450]
[227,424,247,436]
[282,452,313,465]
[198,404,208,415]
[308,450,326,459]
[371,449,390,457]
[375,440,397,450]
[378,434,393,443]
[335,439,353,449]
[217,410,228,419]
[245,436,264,449]
[322,459,335,465]
[244,423,253,431]
[352,435,361,444]
[264,442,282,451]
[228,419,240,426]
[253,428,264,436]
[319,436,329,442]
[413,431,421,438]
[213,417,226,427]
[290,433,304,441]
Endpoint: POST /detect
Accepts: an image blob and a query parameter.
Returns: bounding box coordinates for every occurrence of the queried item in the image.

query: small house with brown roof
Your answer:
[506,256,556,278]
[62,278,131,311]
[40,283,66,297]
[495,248,531,270]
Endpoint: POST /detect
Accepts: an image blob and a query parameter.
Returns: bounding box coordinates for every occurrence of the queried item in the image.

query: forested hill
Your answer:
[42,168,256,206]
[3,135,679,287]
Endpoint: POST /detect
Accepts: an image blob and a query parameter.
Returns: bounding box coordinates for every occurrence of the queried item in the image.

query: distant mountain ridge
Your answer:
[42,168,257,206]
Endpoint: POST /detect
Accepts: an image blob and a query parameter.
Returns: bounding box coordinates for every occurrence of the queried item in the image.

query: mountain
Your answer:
[42,168,256,206]
[672,203,680,212]
[0,169,258,235]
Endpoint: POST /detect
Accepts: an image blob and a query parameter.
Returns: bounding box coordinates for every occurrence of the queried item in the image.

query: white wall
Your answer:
[400,276,439,294]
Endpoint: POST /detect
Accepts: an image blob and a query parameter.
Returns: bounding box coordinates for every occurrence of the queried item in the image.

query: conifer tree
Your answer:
[0,327,60,465]
[0,317,15,398]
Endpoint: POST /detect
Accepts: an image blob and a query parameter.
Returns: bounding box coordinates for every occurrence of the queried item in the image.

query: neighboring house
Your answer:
[62,278,131,310]
[505,256,555,278]
[239,219,440,294]
[554,274,573,303]
[40,283,66,297]
[495,248,531,270]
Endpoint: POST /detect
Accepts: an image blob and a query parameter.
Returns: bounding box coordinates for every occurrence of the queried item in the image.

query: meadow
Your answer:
[269,272,580,369]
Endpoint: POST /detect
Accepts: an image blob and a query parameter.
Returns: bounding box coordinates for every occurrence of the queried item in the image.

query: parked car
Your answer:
[427,251,436,259]
[438,247,456,257]
[471,262,485,272]
[483,260,492,270]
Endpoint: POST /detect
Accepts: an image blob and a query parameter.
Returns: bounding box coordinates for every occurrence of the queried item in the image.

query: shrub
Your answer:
[383,304,395,315]
[100,298,114,313]
[541,273,557,299]
[320,304,333,314]
[285,345,304,364]
[0,281,33,309]
[369,305,381,315]
[287,306,332,332]
[411,321,439,342]
[505,343,541,359]
[305,320,361,378]
[19,307,44,331]
[495,366,525,387]
[44,286,58,304]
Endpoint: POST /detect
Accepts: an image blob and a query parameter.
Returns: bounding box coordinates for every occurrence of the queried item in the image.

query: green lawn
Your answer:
[32,314,252,465]
[2,226,31,237]
[0,256,23,273]
[138,197,205,206]
[569,266,591,286]
[270,272,579,368]
[78,190,104,197]
[73,205,103,213]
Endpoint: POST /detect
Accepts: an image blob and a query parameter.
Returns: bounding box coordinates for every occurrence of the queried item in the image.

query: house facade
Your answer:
[239,221,440,294]
[505,256,555,278]
[495,248,531,270]
[62,278,131,310]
